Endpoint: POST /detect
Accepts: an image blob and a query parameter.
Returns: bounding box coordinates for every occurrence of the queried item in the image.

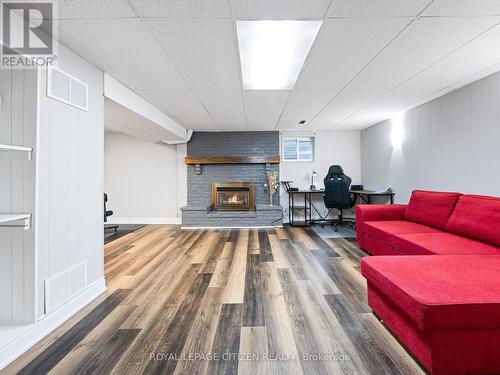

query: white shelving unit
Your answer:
[0,144,33,160]
[0,71,37,329]
[0,214,32,230]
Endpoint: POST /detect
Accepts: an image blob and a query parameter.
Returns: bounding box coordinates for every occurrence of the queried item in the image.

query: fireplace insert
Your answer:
[211,182,255,211]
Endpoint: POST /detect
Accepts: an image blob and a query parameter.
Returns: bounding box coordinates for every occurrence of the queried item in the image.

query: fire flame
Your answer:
[227,194,242,204]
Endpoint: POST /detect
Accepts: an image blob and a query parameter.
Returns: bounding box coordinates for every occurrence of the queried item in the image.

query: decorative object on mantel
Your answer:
[266,170,279,205]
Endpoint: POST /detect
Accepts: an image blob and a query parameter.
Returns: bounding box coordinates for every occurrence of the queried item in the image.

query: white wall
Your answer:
[280,131,361,219]
[37,44,105,318]
[104,132,179,223]
[361,71,500,203]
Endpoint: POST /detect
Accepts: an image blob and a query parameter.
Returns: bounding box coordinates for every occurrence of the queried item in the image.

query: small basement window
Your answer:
[282,136,314,161]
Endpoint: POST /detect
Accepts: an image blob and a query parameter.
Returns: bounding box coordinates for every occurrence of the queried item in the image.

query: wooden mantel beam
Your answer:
[185,156,280,165]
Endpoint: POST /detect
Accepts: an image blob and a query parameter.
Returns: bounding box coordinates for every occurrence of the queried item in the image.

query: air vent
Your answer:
[47,67,88,111]
[44,261,87,314]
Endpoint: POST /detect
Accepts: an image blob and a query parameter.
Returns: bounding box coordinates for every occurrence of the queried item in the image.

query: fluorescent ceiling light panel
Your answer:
[237,20,322,90]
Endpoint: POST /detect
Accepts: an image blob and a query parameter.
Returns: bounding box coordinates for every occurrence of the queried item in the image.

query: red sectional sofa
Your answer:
[357,191,500,375]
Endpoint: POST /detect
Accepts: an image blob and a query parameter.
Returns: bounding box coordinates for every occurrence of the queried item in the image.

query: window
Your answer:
[282,137,314,161]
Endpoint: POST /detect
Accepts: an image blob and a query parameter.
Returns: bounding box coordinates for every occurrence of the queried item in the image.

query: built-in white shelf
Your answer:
[0,214,32,230]
[0,144,33,160]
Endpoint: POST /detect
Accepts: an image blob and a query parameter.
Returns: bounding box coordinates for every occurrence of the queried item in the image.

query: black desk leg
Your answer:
[308,193,312,224]
[368,195,371,204]
[390,195,394,204]
[304,192,308,226]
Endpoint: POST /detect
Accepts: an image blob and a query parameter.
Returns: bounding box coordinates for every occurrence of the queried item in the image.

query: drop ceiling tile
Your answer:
[57,19,189,91]
[334,116,380,130]
[57,0,138,19]
[371,86,437,112]
[177,117,218,131]
[54,28,110,71]
[327,0,431,17]
[422,0,500,16]
[404,23,500,90]
[136,90,210,121]
[170,108,218,130]
[146,18,241,90]
[295,18,411,90]
[336,86,438,130]
[349,16,500,89]
[231,0,331,19]
[194,91,245,117]
[244,91,290,118]
[213,117,247,131]
[311,88,386,129]
[280,89,341,121]
[275,117,311,130]
[129,0,231,18]
[246,117,280,130]
[58,19,162,58]
[105,55,189,91]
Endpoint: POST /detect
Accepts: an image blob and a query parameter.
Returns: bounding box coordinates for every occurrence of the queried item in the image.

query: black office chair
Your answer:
[323,165,356,232]
[104,193,118,234]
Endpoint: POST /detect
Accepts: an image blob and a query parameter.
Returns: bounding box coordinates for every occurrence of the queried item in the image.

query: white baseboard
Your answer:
[107,217,181,225]
[0,277,106,371]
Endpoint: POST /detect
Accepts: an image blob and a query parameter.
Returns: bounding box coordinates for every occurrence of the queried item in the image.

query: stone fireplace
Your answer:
[181,131,283,228]
[211,182,254,211]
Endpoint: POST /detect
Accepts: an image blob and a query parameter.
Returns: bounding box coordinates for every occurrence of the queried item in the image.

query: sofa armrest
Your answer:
[356,204,407,248]
[356,204,407,223]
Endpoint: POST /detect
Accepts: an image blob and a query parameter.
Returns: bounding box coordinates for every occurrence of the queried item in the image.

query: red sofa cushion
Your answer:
[361,255,500,330]
[392,232,500,256]
[363,220,441,247]
[404,190,462,230]
[446,195,500,247]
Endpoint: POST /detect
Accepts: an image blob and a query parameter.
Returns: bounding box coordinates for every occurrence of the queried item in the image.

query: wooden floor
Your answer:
[3,225,426,375]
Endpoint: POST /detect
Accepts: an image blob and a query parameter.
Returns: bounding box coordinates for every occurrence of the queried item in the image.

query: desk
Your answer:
[287,189,395,226]
[351,189,395,205]
[287,190,323,226]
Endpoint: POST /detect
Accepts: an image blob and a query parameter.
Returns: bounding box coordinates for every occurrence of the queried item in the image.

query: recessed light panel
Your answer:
[236,20,322,90]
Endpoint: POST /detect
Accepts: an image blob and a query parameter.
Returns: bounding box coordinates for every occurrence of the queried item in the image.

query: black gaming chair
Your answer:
[323,165,356,231]
[104,193,118,234]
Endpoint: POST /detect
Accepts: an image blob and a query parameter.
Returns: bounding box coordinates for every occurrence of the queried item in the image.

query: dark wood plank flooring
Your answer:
[3,225,426,375]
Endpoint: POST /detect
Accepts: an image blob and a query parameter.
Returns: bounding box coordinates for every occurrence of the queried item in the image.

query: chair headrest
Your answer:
[327,165,344,177]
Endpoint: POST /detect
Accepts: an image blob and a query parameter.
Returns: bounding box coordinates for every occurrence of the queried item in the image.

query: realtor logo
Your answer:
[1,0,58,68]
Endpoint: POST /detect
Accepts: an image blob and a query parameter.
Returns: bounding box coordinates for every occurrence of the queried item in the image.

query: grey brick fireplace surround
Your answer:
[181,131,283,227]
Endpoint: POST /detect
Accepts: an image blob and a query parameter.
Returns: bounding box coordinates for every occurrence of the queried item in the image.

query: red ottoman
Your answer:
[361,255,500,375]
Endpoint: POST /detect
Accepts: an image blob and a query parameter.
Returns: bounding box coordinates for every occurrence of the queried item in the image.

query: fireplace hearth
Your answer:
[211,182,254,211]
